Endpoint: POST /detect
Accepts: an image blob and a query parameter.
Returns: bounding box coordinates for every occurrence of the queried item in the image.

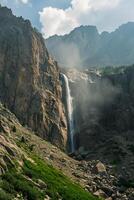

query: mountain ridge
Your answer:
[46,22,134,68]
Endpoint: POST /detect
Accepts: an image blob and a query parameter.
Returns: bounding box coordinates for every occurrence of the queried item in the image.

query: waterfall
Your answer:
[62,74,75,152]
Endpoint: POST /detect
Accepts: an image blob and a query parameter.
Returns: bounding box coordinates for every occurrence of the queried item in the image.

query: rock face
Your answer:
[0,6,67,149]
[66,66,134,180]
[46,23,134,67]
[0,103,22,175]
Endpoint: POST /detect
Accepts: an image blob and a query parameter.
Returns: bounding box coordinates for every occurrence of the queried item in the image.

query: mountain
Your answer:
[0,6,68,150]
[0,6,99,200]
[1,5,134,200]
[46,22,134,67]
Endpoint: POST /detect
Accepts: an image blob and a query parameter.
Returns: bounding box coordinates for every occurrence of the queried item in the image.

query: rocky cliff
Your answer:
[0,6,67,149]
[66,66,134,182]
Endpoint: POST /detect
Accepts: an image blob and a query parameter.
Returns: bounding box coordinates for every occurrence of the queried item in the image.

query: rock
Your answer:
[0,167,5,175]
[4,145,16,156]
[37,179,47,189]
[0,121,10,134]
[94,189,108,198]
[85,185,91,191]
[72,172,83,178]
[0,6,67,150]
[44,195,51,200]
[94,162,107,174]
[3,155,15,167]
[76,154,83,161]
[101,186,114,196]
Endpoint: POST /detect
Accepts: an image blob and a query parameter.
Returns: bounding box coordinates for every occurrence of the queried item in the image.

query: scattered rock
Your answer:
[101,186,114,196]
[44,195,51,200]
[94,162,107,174]
[94,189,108,198]
[0,121,10,134]
[37,179,47,189]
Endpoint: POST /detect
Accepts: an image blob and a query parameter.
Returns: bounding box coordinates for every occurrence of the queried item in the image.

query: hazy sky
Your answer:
[1,0,134,38]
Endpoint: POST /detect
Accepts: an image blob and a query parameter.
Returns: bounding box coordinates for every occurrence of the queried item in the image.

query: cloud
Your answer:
[39,7,78,38]
[16,0,29,4]
[39,0,122,38]
[0,0,30,5]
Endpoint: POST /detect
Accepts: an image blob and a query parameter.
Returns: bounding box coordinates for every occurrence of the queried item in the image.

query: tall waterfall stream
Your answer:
[62,74,75,152]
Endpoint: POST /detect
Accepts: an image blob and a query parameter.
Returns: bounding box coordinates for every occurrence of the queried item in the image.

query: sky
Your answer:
[0,0,134,38]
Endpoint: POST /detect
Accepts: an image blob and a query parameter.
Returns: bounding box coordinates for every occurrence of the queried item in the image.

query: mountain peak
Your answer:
[0,5,12,17]
[115,21,134,33]
[70,25,98,35]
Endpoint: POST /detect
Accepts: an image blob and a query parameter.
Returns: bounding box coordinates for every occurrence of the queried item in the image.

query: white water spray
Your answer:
[62,74,75,152]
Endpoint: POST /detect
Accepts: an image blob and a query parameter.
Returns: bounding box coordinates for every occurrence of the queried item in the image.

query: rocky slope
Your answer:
[0,6,67,149]
[46,23,134,67]
[0,103,99,200]
[0,102,134,200]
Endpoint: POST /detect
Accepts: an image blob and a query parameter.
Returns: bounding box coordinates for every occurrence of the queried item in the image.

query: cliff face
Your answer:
[0,7,67,149]
[67,66,134,179]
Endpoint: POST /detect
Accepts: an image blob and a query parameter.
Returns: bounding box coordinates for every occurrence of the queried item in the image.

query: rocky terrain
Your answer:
[0,102,134,200]
[46,23,134,67]
[0,103,99,200]
[0,6,68,150]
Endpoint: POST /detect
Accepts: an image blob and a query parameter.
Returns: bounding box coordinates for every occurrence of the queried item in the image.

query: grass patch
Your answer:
[23,157,99,200]
[0,132,100,200]
[1,155,99,200]
[1,170,45,200]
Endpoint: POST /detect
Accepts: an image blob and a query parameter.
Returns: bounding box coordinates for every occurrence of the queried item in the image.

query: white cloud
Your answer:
[0,0,29,5]
[39,7,78,38]
[16,0,29,4]
[39,0,122,38]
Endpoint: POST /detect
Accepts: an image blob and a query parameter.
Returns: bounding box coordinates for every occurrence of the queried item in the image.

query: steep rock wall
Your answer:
[0,6,67,149]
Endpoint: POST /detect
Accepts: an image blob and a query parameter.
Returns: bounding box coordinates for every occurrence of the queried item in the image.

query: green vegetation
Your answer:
[0,188,11,200]
[0,155,99,200]
[100,65,127,76]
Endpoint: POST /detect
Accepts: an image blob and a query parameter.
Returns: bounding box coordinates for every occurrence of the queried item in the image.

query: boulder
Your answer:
[94,189,108,198]
[94,162,107,174]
